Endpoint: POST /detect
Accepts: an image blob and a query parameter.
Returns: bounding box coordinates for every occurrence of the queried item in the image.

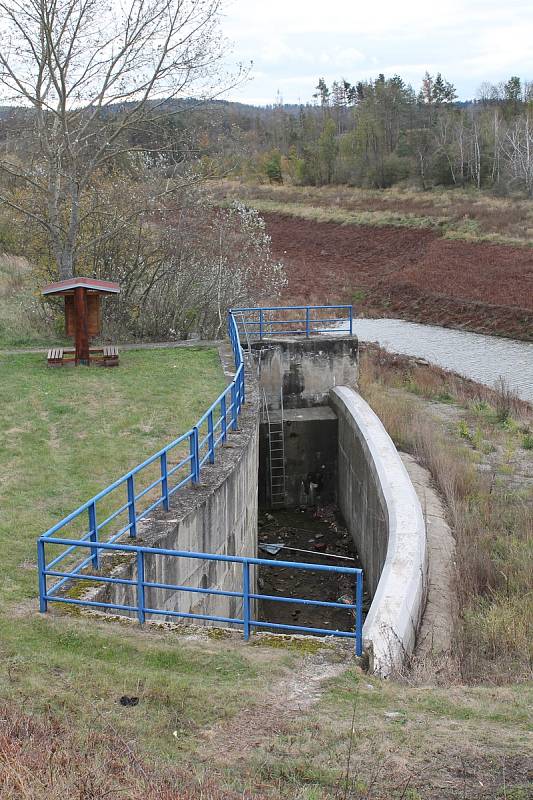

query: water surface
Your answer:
[345,319,532,403]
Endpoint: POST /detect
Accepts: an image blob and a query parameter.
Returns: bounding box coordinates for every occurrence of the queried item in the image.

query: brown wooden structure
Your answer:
[42,277,120,367]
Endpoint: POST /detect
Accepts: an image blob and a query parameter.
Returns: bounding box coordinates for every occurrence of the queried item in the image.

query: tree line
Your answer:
[212,73,533,195]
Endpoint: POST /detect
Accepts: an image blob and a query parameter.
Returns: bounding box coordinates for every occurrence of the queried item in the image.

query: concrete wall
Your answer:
[92,364,259,624]
[253,336,358,408]
[330,386,427,676]
[258,408,338,508]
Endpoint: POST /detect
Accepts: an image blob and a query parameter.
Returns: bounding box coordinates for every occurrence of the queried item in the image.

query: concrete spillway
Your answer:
[255,335,427,675]
[92,334,427,675]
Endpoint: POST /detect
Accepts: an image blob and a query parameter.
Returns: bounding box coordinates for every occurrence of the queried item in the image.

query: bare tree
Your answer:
[502,112,533,196]
[0,0,242,279]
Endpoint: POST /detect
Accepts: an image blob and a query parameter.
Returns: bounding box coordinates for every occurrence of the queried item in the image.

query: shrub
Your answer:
[522,433,533,450]
[263,150,283,184]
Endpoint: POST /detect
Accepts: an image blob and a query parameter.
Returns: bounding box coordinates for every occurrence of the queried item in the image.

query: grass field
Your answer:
[0,348,227,606]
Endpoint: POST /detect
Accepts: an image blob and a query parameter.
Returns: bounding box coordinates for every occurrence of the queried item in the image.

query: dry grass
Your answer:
[0,701,262,799]
[0,253,58,348]
[358,346,533,683]
[212,180,533,246]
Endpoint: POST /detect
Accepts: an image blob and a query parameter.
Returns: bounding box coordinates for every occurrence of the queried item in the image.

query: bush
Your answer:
[98,190,287,341]
[263,150,283,184]
[367,154,411,189]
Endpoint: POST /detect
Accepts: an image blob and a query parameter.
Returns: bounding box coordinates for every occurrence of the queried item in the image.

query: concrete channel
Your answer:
[81,332,428,676]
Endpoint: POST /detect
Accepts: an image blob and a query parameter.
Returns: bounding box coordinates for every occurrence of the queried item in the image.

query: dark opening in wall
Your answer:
[259,408,338,508]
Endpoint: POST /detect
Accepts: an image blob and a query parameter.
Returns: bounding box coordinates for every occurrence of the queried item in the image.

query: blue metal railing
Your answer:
[37,538,363,654]
[232,304,353,339]
[37,305,363,652]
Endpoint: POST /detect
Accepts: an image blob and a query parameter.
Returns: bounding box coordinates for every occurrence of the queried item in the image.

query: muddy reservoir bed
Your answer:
[257,507,369,636]
[263,212,533,339]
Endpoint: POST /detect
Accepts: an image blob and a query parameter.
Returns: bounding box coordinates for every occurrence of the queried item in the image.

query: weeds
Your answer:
[522,433,533,450]
[0,701,258,799]
[359,347,533,683]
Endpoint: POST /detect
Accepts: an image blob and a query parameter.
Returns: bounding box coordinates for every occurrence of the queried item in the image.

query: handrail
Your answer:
[37,538,364,655]
[37,305,363,652]
[39,310,245,566]
[232,304,353,339]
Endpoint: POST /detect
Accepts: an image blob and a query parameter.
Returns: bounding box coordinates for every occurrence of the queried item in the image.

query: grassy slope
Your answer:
[0,348,227,605]
[0,255,63,348]
[0,347,300,791]
[358,350,532,682]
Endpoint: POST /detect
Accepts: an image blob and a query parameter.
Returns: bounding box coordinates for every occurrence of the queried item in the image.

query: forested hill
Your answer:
[201,73,533,195]
[1,71,532,194]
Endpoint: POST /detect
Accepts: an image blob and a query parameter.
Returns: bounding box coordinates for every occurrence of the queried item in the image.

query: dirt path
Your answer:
[400,454,456,663]
[0,339,218,356]
[197,646,351,766]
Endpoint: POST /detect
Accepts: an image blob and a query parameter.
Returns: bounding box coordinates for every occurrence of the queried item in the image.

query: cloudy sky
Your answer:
[221,0,533,106]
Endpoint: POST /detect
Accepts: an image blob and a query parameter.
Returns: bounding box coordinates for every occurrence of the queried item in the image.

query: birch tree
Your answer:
[0,0,241,279]
[502,113,533,195]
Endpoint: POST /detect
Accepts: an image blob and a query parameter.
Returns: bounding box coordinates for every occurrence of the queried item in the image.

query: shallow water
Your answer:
[342,319,532,403]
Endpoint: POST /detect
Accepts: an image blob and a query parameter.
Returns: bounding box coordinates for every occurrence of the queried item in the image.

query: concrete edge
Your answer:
[330,386,428,676]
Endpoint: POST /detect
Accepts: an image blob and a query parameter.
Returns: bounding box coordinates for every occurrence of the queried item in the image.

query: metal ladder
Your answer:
[262,387,286,507]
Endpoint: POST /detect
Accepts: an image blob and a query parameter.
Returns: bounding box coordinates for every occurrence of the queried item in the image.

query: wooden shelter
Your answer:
[42,277,120,367]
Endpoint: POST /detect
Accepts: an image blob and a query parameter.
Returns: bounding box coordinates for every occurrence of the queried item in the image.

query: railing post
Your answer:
[88,501,99,569]
[259,309,263,339]
[160,451,169,511]
[221,394,227,443]
[127,475,137,538]
[349,304,353,336]
[242,561,251,641]
[231,383,238,431]
[191,427,200,483]
[355,571,363,657]
[305,306,310,338]
[136,550,145,624]
[208,411,215,464]
[240,365,245,405]
[37,539,47,613]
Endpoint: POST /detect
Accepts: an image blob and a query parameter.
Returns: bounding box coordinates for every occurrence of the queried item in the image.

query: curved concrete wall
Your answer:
[330,387,427,676]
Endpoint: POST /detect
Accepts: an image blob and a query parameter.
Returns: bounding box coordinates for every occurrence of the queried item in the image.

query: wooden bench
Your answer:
[47,347,64,366]
[102,345,119,367]
[46,345,119,367]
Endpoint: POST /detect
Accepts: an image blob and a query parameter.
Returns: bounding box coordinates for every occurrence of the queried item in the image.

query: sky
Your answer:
[221,0,533,106]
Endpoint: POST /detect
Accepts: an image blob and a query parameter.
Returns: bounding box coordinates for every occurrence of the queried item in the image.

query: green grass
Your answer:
[0,348,226,605]
[0,345,308,781]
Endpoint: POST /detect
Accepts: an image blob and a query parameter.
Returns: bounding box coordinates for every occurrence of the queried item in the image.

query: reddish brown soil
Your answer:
[264,213,533,340]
